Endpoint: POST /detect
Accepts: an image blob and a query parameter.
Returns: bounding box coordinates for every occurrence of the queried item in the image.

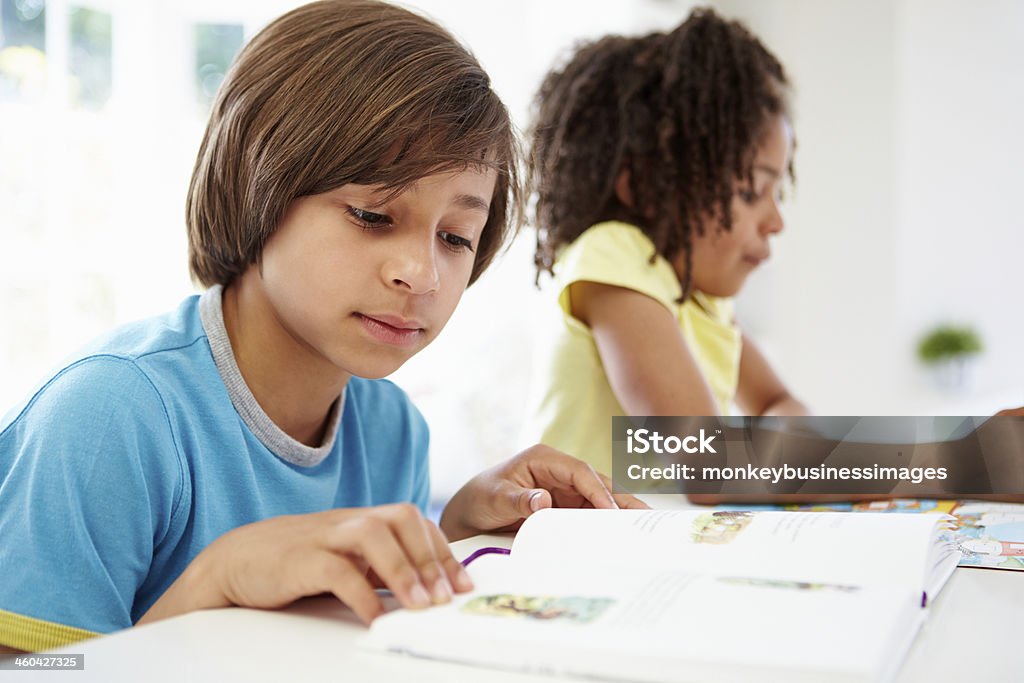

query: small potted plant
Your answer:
[916,325,983,391]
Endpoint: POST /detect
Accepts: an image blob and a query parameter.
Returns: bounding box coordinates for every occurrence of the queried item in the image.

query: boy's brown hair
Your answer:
[187,0,521,287]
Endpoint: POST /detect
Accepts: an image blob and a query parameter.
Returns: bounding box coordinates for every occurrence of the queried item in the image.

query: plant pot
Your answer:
[927,356,976,392]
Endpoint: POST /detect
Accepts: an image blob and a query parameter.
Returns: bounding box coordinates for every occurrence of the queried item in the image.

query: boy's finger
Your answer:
[596,472,650,509]
[317,554,384,624]
[506,485,551,519]
[614,493,650,509]
[379,504,455,605]
[531,451,619,510]
[423,520,474,593]
[325,515,432,611]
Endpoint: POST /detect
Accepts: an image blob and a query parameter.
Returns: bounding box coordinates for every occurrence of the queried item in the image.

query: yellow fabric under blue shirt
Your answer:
[528,221,742,475]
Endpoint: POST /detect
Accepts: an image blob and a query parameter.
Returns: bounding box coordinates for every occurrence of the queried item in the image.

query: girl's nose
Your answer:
[763,198,785,235]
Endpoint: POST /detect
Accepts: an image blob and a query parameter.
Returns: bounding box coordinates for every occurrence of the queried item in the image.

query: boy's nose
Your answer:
[383,238,440,294]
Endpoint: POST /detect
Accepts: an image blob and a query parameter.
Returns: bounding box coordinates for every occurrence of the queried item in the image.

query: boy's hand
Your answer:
[140,504,472,626]
[440,444,649,542]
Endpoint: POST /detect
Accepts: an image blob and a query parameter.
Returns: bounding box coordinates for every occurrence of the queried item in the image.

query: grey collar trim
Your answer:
[198,285,343,468]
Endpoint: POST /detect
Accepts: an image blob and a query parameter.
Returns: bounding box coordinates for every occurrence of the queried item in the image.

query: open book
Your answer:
[365,509,959,683]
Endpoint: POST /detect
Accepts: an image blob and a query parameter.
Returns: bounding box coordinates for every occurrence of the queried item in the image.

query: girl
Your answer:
[0,0,642,653]
[526,9,809,476]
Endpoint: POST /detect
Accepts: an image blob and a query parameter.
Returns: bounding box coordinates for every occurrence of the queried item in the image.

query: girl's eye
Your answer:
[347,206,391,228]
[439,231,475,253]
[738,188,759,204]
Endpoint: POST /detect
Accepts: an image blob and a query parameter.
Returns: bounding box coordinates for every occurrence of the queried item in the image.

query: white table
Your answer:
[10,528,1024,682]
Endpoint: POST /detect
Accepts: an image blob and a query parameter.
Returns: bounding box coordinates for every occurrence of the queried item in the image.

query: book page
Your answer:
[510,509,956,593]
[716,498,1024,571]
[950,502,1024,571]
[366,557,922,683]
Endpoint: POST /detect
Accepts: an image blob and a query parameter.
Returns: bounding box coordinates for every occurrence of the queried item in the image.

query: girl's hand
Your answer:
[439,444,649,541]
[140,505,472,626]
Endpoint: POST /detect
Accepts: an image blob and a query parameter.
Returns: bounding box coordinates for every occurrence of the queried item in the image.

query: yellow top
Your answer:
[528,221,742,475]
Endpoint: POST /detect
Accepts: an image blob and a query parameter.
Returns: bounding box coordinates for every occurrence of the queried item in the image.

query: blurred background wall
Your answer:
[2,0,1021,502]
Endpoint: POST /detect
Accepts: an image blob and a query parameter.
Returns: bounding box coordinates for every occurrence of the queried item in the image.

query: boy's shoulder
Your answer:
[76,295,206,363]
[2,296,208,429]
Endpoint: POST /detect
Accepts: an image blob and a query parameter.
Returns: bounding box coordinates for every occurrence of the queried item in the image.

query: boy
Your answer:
[0,0,641,653]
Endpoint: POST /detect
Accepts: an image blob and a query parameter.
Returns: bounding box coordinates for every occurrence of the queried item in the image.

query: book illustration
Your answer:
[850,500,958,514]
[690,511,755,544]
[717,576,860,593]
[959,540,1024,567]
[461,594,615,624]
[717,500,1024,571]
[953,505,1024,569]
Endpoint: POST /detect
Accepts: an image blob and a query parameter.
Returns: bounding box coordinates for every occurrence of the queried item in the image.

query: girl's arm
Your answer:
[571,281,719,415]
[735,333,809,416]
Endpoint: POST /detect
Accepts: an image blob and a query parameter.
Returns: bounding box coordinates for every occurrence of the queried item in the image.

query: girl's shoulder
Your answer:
[565,220,657,255]
[552,221,682,311]
[556,220,671,278]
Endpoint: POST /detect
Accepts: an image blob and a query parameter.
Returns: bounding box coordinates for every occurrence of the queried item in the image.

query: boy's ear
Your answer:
[614,167,634,208]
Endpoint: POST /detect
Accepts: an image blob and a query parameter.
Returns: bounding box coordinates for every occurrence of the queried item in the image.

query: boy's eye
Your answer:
[439,231,475,253]
[347,206,391,228]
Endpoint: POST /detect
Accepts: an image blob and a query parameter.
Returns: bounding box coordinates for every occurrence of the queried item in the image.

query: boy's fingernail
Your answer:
[454,567,474,592]
[408,583,431,608]
[529,490,544,511]
[432,577,453,604]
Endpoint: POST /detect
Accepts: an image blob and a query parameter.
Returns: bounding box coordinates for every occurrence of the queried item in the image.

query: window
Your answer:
[0,2,245,409]
[68,4,110,109]
[0,0,47,101]
[194,21,242,112]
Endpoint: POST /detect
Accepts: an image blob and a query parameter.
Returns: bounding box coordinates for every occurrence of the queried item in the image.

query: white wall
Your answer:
[718,0,1024,415]
[718,0,905,413]
[894,0,1024,410]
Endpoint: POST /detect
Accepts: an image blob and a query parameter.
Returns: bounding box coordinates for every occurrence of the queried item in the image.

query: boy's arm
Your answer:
[439,445,648,542]
[734,332,809,416]
[0,358,182,650]
[570,281,719,415]
[139,505,474,626]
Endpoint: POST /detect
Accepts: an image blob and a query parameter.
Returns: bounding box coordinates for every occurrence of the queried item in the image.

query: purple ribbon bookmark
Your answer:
[460,546,511,567]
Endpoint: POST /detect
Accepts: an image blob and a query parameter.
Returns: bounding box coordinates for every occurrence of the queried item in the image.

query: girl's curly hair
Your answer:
[530,8,792,295]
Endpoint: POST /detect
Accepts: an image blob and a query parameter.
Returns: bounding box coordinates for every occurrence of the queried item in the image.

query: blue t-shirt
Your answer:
[0,288,429,649]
